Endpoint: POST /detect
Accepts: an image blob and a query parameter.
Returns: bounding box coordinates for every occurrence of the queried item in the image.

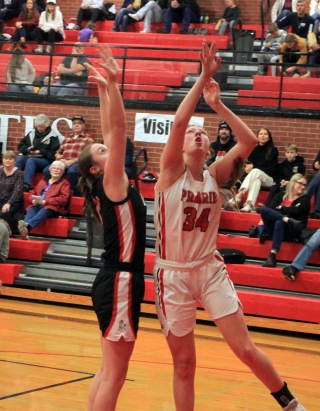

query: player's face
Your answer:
[184,126,210,155]
[90,143,110,173]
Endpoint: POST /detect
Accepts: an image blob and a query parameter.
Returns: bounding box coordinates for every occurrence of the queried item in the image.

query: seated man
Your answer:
[206,121,236,166]
[74,0,104,30]
[16,113,60,192]
[157,0,200,34]
[128,0,166,33]
[50,43,90,96]
[43,115,94,195]
[257,22,287,76]
[279,33,308,77]
[277,0,314,40]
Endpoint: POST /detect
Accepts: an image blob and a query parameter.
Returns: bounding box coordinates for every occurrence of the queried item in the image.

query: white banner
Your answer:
[134,113,205,144]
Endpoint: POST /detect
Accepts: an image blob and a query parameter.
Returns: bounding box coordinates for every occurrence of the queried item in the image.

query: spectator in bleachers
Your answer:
[230,128,278,212]
[156,0,200,35]
[277,0,314,40]
[309,0,320,33]
[78,21,97,42]
[215,0,241,37]
[0,0,22,21]
[33,0,65,54]
[279,33,308,77]
[271,0,297,30]
[206,121,236,166]
[6,48,35,93]
[73,0,104,30]
[22,0,45,13]
[18,160,70,240]
[7,0,40,52]
[43,115,94,195]
[128,0,166,33]
[111,0,146,32]
[282,228,320,280]
[49,43,90,96]
[260,173,310,267]
[257,22,287,76]
[306,150,320,219]
[16,113,60,192]
[266,143,305,206]
[303,21,320,77]
[0,151,24,231]
[0,218,11,263]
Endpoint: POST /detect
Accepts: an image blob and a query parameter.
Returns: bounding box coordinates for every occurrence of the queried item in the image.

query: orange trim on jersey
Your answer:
[104,271,120,338]
[115,205,124,261]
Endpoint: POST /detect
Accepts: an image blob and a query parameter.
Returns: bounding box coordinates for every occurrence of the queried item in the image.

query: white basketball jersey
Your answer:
[154,169,221,264]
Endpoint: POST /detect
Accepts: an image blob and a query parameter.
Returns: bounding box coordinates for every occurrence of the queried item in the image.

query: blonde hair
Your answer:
[283,173,307,200]
[3,150,16,160]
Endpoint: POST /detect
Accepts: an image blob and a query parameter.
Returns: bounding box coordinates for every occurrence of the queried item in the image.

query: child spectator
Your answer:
[215,0,241,36]
[78,21,97,42]
[266,143,306,205]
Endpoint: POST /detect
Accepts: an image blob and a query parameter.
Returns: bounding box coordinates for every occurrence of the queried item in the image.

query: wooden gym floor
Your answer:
[0,297,319,411]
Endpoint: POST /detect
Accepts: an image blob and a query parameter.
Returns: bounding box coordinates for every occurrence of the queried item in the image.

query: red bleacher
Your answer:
[0,264,24,284]
[9,238,50,261]
[238,76,320,110]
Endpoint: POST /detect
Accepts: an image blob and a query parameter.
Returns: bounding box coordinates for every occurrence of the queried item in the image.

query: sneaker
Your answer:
[283,398,307,411]
[140,30,149,33]
[23,183,30,192]
[240,203,252,212]
[128,13,139,21]
[282,265,298,281]
[20,227,29,240]
[228,194,241,207]
[32,48,43,53]
[73,25,81,30]
[156,27,165,33]
[179,29,188,34]
[293,73,300,78]
[18,220,26,232]
[301,72,310,78]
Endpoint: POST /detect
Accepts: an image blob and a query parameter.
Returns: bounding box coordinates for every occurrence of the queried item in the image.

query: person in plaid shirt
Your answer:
[43,115,94,195]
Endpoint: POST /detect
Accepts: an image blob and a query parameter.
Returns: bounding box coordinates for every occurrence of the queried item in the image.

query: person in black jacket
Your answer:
[307,149,320,218]
[216,0,241,36]
[260,173,310,267]
[277,0,314,40]
[266,143,305,206]
[206,120,236,166]
[16,113,60,192]
[232,127,279,212]
[158,0,200,34]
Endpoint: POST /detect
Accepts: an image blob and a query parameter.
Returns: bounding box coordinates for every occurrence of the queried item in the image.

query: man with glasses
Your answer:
[49,43,90,96]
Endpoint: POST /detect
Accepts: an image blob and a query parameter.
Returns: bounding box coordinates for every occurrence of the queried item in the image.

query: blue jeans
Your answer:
[43,162,79,194]
[49,82,86,96]
[164,7,198,33]
[275,10,291,31]
[7,84,34,93]
[15,156,50,185]
[25,206,57,229]
[260,206,300,252]
[112,8,134,32]
[12,27,37,42]
[312,12,320,33]
[307,172,320,213]
[292,229,320,271]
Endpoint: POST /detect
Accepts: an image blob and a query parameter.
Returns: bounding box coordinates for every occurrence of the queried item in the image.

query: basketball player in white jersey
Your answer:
[153,41,308,411]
